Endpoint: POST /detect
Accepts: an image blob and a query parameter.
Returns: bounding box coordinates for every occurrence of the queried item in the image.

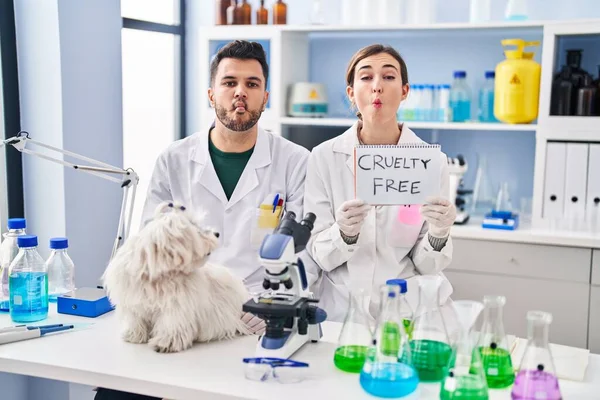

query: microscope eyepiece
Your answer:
[300,212,316,231]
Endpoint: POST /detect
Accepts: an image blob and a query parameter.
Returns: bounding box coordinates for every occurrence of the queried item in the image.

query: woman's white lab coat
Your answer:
[305,123,454,322]
[140,124,310,293]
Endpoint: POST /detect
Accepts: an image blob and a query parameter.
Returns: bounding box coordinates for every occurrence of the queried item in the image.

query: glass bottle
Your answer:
[237,0,251,25]
[334,288,373,373]
[46,237,76,302]
[0,218,27,311]
[386,278,414,339]
[450,71,472,122]
[360,284,419,398]
[478,71,498,122]
[410,275,453,382]
[273,0,287,25]
[227,0,239,25]
[215,0,229,25]
[511,311,562,400]
[256,0,269,25]
[9,235,49,323]
[440,301,488,400]
[478,296,515,389]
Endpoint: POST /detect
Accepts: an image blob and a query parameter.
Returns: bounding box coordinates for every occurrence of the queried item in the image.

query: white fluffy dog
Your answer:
[102,201,251,353]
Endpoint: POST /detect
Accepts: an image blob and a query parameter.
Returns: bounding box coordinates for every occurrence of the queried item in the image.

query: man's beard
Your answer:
[215,102,262,132]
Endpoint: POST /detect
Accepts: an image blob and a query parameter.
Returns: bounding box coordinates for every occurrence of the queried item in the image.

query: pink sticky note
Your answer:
[397,205,422,225]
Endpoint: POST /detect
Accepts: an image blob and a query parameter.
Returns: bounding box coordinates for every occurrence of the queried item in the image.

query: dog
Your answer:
[102,201,251,353]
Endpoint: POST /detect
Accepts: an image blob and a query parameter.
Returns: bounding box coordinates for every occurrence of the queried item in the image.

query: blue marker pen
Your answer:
[272,193,280,213]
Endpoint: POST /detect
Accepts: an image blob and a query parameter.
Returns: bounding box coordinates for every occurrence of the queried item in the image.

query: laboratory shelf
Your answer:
[538,116,600,142]
[279,117,537,131]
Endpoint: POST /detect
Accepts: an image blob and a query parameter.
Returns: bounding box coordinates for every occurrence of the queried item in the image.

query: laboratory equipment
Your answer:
[46,237,75,302]
[576,76,599,116]
[242,211,326,360]
[310,0,325,25]
[273,0,287,24]
[440,300,488,400]
[505,0,529,20]
[0,218,27,311]
[9,235,49,323]
[335,288,372,373]
[227,0,239,25]
[483,183,519,230]
[437,84,452,122]
[478,296,514,389]
[215,0,229,25]
[450,71,472,122]
[386,278,413,339]
[1,131,138,261]
[511,311,562,400]
[470,0,491,23]
[243,357,309,383]
[288,83,328,117]
[494,39,540,124]
[470,155,495,216]
[0,324,74,345]
[0,323,63,334]
[237,0,251,24]
[479,71,498,122]
[447,155,471,225]
[361,284,419,398]
[58,287,114,317]
[256,0,268,24]
[551,49,593,116]
[406,0,435,24]
[410,275,452,382]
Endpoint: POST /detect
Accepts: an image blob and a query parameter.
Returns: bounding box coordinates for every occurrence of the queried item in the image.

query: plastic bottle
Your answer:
[334,288,373,373]
[412,85,424,121]
[46,237,75,302]
[9,235,49,323]
[470,0,491,23]
[450,71,472,122]
[505,0,529,21]
[386,278,414,339]
[410,275,452,382]
[511,311,562,400]
[421,84,434,121]
[479,71,498,122]
[403,85,418,121]
[360,284,419,398]
[0,218,27,311]
[478,296,515,389]
[437,84,452,122]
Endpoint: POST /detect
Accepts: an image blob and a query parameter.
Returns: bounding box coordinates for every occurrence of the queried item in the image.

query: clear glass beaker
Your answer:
[478,296,515,388]
[511,311,562,400]
[334,288,373,373]
[440,300,488,400]
[410,275,452,382]
[360,284,419,398]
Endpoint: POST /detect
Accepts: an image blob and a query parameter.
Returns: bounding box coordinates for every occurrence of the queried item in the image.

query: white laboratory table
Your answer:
[0,306,599,400]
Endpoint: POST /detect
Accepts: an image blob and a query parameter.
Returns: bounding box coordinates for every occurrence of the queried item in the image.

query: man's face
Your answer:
[208,58,269,132]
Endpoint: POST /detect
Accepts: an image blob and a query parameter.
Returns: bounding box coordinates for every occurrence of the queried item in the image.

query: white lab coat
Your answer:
[305,122,454,323]
[140,124,312,293]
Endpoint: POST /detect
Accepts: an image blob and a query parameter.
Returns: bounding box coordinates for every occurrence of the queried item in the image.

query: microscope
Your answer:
[447,155,472,225]
[242,211,327,359]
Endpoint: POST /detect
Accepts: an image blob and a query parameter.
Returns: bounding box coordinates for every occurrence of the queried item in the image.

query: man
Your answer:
[95,40,310,400]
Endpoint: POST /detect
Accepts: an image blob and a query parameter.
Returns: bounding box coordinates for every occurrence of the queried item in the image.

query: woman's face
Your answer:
[347,52,409,123]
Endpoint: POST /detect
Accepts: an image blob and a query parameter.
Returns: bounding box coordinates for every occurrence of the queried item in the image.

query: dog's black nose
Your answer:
[214,232,220,238]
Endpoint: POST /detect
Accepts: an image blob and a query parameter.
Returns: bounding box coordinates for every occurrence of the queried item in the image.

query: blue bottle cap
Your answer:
[7,218,26,230]
[453,71,467,78]
[485,71,495,78]
[386,278,408,294]
[17,235,38,248]
[49,237,69,249]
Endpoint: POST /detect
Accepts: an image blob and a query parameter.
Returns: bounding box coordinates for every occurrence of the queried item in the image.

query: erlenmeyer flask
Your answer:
[410,275,453,382]
[440,301,488,400]
[361,284,419,398]
[478,296,515,388]
[470,154,495,216]
[386,279,414,340]
[511,311,562,400]
[334,288,373,373]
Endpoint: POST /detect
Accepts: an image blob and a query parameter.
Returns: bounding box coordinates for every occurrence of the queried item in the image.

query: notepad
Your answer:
[354,144,441,205]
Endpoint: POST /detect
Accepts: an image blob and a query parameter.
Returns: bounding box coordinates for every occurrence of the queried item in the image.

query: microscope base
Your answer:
[255,323,323,359]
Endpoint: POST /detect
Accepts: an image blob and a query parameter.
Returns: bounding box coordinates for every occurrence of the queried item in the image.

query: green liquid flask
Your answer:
[477,295,515,388]
[440,300,489,400]
[409,275,453,382]
[334,288,372,373]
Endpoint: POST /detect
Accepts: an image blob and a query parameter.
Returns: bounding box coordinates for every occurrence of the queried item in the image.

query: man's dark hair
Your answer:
[209,40,269,87]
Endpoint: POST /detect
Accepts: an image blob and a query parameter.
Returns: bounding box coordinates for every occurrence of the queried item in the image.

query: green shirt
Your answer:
[209,133,254,200]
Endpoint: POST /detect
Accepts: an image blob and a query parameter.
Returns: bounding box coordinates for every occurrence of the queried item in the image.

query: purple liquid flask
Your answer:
[511,311,562,400]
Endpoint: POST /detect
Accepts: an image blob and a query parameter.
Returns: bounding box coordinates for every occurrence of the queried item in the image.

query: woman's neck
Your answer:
[358,119,401,145]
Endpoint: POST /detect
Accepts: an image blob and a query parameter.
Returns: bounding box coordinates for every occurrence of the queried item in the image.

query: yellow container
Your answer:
[494,39,541,124]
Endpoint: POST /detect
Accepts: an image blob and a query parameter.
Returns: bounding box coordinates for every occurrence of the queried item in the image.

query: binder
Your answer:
[543,142,566,219]
[586,144,600,220]
[563,143,589,218]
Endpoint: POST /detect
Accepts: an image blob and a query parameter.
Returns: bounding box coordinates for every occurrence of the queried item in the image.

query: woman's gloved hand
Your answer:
[420,196,457,238]
[335,199,371,238]
[241,312,266,335]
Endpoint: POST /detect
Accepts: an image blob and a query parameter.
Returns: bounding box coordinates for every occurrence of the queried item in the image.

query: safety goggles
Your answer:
[242,357,309,383]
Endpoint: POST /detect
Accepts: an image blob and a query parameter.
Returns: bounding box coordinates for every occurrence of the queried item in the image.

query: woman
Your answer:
[305,44,456,322]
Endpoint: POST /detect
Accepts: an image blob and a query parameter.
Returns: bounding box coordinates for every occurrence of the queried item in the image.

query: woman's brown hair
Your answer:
[345,44,409,119]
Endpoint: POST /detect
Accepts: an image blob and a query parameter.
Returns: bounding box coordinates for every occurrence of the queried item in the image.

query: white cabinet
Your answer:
[590,287,600,354]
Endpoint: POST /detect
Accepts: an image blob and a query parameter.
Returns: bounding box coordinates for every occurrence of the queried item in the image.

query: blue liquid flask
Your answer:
[479,71,498,122]
[450,71,472,122]
[9,235,49,323]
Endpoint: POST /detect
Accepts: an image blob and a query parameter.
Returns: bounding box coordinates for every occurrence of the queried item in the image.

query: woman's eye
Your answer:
[361,76,372,81]
[384,76,396,80]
